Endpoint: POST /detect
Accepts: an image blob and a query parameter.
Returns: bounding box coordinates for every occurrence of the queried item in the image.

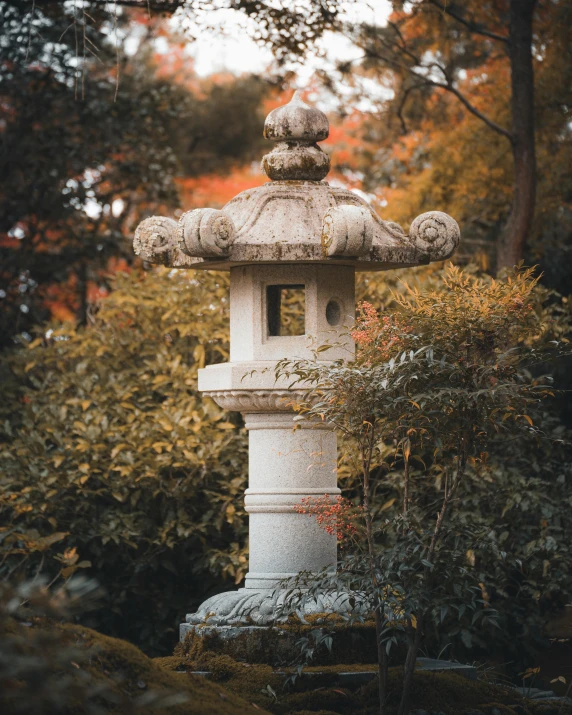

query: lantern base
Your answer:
[183,587,360,628]
[181,587,376,665]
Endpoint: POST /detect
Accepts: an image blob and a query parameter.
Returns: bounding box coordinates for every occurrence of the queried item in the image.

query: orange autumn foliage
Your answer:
[177,164,266,210]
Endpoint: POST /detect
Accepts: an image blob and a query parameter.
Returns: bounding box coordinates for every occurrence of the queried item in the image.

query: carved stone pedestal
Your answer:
[183,389,341,630]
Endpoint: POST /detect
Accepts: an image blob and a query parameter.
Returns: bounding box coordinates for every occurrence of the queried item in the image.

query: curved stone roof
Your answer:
[133,92,460,272]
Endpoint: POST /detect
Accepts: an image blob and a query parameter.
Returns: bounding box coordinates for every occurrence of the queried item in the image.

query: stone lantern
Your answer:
[133,91,460,639]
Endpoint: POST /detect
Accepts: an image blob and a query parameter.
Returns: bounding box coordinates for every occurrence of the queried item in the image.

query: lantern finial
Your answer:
[261,90,330,181]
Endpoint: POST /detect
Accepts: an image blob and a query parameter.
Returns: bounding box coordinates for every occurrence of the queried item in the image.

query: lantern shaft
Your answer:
[244,413,338,590]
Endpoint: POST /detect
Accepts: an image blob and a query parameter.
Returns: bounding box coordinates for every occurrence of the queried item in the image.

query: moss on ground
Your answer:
[4,614,570,715]
[165,647,572,715]
[0,616,267,714]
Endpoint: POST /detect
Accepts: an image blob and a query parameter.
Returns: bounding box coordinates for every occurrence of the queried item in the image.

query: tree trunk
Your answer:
[496,0,537,270]
[397,618,423,715]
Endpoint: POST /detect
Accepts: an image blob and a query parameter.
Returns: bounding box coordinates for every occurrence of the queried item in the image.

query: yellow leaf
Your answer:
[111,444,126,459]
[225,504,236,524]
[42,532,68,547]
[81,400,91,412]
[380,498,396,512]
[62,547,78,564]
[403,438,411,460]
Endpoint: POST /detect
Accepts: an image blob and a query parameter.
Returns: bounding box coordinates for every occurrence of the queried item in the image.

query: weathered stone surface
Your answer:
[262,141,331,182]
[264,91,329,143]
[204,390,300,413]
[244,411,339,591]
[133,215,180,265]
[133,92,460,271]
[135,181,460,270]
[321,204,374,257]
[409,210,461,261]
[262,91,330,181]
[414,657,477,681]
[181,621,379,666]
[184,588,356,627]
[178,208,236,257]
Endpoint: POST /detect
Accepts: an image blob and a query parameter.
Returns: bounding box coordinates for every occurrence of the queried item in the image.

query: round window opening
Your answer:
[326,299,342,326]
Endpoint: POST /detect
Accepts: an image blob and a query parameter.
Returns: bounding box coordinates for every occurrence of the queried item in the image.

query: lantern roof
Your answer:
[134,92,460,272]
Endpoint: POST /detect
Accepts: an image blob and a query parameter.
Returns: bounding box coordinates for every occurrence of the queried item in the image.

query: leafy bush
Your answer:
[0,267,248,655]
[277,265,572,710]
[355,265,572,670]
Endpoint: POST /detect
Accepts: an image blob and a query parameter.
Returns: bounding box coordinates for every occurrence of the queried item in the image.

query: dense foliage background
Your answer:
[0,268,250,655]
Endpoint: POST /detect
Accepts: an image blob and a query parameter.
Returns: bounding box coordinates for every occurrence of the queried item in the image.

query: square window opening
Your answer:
[267,284,306,336]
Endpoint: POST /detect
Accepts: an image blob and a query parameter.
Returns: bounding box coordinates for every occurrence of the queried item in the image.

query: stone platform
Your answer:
[181,621,380,667]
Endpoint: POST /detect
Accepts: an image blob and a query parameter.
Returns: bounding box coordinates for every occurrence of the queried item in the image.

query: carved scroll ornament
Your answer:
[408,211,460,261]
[133,209,237,264]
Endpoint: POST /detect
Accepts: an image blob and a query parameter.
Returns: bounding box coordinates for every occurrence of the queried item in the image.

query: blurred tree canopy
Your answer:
[0,0,268,344]
[336,0,572,285]
[5,0,571,332]
[30,0,568,280]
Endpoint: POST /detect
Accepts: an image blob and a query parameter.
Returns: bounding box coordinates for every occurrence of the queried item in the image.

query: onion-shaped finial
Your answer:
[261,91,330,182]
[264,90,329,143]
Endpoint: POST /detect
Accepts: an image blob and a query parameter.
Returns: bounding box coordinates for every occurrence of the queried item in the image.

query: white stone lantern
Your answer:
[133,92,460,637]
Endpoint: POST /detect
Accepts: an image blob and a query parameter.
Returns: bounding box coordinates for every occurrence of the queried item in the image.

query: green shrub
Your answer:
[280,264,572,687]
[0,267,248,655]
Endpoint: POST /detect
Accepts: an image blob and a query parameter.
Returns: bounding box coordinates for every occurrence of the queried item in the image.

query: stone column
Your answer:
[244,412,339,591]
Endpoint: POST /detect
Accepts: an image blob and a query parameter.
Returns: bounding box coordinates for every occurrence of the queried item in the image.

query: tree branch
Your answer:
[395,83,424,134]
[363,46,514,142]
[428,0,509,44]
[33,0,184,10]
[441,81,513,141]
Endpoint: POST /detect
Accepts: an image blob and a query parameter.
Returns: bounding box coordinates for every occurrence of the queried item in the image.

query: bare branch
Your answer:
[395,83,423,134]
[34,0,183,8]
[442,81,513,141]
[113,0,119,102]
[428,0,509,44]
[364,47,513,142]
